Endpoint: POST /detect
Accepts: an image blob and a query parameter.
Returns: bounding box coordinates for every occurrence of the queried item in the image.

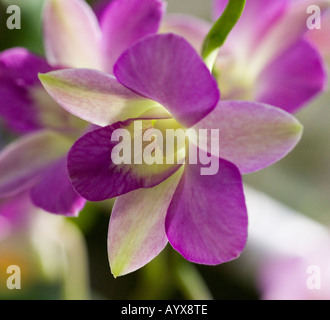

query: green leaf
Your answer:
[202,0,246,70]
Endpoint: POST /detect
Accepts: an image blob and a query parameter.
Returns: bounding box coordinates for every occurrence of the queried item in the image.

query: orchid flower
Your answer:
[0,192,90,299]
[161,0,328,113]
[39,32,303,277]
[0,0,165,215]
[242,186,330,300]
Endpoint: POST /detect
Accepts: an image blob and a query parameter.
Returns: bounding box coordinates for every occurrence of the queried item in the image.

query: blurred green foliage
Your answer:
[0,0,44,54]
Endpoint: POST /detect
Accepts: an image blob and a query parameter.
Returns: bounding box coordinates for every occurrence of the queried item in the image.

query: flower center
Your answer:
[214,52,255,101]
[146,117,186,164]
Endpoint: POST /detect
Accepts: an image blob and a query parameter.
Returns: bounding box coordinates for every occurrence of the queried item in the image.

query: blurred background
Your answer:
[0,0,329,300]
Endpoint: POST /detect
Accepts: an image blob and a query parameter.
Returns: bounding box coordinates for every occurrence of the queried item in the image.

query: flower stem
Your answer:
[202,0,246,70]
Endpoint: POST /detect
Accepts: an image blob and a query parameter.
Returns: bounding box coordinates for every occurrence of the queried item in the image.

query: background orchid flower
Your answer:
[0,191,90,299]
[161,0,328,114]
[239,186,330,300]
[39,33,303,277]
[0,0,165,216]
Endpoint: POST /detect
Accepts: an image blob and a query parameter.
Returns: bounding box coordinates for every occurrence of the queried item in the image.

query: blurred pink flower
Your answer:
[162,0,328,113]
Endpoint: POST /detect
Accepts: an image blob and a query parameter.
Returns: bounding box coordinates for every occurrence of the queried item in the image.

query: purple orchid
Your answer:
[39,33,303,276]
[243,186,330,300]
[0,0,165,216]
[161,0,328,113]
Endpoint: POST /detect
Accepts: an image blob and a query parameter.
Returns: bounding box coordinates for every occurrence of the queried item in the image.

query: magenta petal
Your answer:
[0,47,54,85]
[0,79,41,133]
[256,39,327,113]
[30,156,86,217]
[68,120,182,201]
[166,154,248,265]
[114,34,220,127]
[100,0,165,73]
[0,48,54,133]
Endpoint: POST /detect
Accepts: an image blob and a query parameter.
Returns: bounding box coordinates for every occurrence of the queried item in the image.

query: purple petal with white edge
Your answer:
[100,0,165,73]
[39,69,161,127]
[0,48,55,133]
[0,130,73,198]
[166,154,247,265]
[109,167,183,277]
[256,39,327,113]
[43,0,103,69]
[160,14,211,55]
[30,156,86,216]
[68,120,183,202]
[114,33,220,128]
[193,100,303,174]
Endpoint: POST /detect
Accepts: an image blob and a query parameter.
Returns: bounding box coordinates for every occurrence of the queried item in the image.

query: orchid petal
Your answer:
[30,156,86,216]
[39,69,159,127]
[0,48,54,133]
[194,100,303,174]
[0,48,86,133]
[93,0,112,21]
[306,9,330,64]
[251,0,330,73]
[0,130,73,197]
[0,79,41,133]
[166,154,247,265]
[114,33,220,128]
[68,120,183,201]
[0,192,34,232]
[43,0,102,69]
[109,167,183,277]
[0,47,53,85]
[100,0,165,73]
[256,39,327,113]
[212,0,288,56]
[160,14,211,54]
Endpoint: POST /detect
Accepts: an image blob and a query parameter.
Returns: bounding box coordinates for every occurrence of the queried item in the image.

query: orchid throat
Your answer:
[110,119,220,176]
